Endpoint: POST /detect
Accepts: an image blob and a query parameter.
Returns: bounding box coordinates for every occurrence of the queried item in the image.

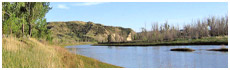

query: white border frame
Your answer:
[0,0,229,70]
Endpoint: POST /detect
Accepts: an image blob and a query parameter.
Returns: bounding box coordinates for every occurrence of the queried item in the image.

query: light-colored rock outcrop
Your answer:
[126,33,132,41]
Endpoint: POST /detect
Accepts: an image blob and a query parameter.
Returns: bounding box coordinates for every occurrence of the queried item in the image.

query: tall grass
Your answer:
[2,37,121,68]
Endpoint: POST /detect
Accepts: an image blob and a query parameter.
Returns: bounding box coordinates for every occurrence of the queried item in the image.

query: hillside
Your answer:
[47,21,136,44]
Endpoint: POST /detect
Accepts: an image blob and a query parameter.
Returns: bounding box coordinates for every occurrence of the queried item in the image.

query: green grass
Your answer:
[2,37,121,68]
[94,36,228,46]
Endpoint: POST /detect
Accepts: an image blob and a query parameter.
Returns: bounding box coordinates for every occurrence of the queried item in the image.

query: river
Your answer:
[66,45,228,68]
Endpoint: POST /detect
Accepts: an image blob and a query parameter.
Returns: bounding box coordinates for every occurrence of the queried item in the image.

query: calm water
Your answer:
[66,45,228,68]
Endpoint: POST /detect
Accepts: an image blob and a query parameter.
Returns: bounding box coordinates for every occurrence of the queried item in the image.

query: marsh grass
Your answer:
[2,37,121,68]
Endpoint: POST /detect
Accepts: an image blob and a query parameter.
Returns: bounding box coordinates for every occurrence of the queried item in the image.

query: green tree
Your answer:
[2,2,52,41]
[25,2,51,37]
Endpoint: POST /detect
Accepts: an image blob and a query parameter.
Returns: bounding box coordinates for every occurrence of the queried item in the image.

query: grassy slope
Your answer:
[2,37,121,68]
[94,36,228,46]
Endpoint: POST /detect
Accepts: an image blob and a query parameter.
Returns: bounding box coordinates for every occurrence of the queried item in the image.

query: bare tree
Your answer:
[136,16,227,42]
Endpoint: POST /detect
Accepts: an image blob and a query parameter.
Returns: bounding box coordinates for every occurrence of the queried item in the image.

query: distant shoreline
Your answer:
[93,36,228,46]
[93,41,228,46]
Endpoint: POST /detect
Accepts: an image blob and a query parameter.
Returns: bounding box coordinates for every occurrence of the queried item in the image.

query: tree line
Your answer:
[2,2,52,41]
[135,16,228,42]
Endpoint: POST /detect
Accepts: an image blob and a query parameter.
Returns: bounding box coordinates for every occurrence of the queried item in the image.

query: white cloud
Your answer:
[72,2,106,6]
[57,4,69,9]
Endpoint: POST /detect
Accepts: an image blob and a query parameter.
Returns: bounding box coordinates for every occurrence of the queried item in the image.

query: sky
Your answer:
[45,2,228,32]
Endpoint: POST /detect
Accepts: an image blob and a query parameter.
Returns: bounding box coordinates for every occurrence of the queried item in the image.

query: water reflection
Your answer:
[66,45,228,68]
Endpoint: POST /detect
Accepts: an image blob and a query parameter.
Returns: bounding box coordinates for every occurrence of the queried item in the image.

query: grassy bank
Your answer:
[2,37,121,68]
[94,36,228,46]
[56,42,96,48]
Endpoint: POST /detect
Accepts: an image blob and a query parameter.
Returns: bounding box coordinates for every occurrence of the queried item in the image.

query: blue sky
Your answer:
[45,2,228,32]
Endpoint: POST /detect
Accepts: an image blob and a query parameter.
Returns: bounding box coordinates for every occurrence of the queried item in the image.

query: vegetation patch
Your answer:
[170,48,195,52]
[207,48,228,52]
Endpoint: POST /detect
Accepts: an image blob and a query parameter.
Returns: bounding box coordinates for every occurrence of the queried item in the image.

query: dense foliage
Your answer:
[2,2,52,41]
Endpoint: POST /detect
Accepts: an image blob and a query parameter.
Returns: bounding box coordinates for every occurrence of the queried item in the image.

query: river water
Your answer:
[66,45,228,68]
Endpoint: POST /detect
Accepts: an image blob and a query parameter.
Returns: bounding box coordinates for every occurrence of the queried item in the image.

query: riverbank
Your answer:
[94,36,228,46]
[2,37,121,68]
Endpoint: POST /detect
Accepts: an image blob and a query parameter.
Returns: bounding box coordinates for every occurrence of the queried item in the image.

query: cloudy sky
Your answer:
[45,2,228,32]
